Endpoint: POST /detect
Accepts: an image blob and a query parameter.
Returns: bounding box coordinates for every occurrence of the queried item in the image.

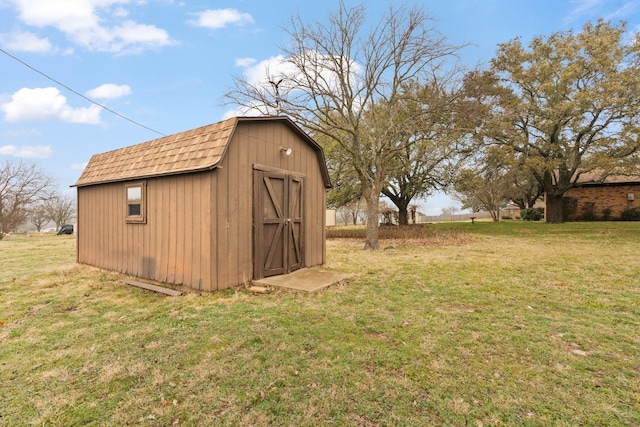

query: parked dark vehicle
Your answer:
[57,224,74,235]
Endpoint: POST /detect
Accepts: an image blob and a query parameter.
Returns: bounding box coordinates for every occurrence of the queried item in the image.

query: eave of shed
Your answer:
[73,116,331,188]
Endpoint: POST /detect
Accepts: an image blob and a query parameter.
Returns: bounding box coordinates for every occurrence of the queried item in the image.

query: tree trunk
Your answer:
[546,193,564,223]
[381,189,411,226]
[397,205,409,225]
[363,188,380,250]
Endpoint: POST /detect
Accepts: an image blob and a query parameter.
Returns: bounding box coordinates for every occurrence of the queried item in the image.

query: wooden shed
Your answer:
[73,116,331,291]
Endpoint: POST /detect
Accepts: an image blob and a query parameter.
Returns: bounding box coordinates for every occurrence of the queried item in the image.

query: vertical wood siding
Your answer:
[77,172,214,291]
[77,121,326,291]
[232,121,326,269]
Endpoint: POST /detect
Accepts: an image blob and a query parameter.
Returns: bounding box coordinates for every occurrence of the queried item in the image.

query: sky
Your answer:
[1,0,639,215]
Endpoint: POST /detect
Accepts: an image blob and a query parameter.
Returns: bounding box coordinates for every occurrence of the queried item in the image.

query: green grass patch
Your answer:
[1,227,639,425]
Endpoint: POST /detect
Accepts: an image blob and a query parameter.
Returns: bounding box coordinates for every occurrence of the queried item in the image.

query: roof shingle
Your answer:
[74,118,237,187]
[576,170,640,185]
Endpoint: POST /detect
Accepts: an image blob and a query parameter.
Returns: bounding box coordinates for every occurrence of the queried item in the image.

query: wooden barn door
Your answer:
[254,170,304,279]
[287,176,303,273]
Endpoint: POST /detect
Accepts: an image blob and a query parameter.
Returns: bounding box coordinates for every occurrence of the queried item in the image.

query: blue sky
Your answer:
[1,0,639,214]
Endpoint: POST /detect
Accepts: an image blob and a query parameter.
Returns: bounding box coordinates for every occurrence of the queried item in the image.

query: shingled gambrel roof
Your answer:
[73,116,331,187]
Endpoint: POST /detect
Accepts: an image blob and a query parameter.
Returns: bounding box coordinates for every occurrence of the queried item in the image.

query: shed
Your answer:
[73,116,331,291]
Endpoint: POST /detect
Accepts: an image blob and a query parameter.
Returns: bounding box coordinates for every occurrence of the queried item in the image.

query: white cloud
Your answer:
[0,31,52,53]
[235,57,257,67]
[189,8,254,29]
[566,0,604,20]
[86,83,132,99]
[0,128,42,138]
[113,6,128,18]
[70,161,89,170]
[224,55,299,118]
[565,0,639,24]
[1,87,102,124]
[0,144,52,158]
[240,55,289,85]
[10,0,174,53]
[240,53,360,92]
[222,102,267,120]
[605,1,640,19]
[110,21,174,54]
[229,52,365,117]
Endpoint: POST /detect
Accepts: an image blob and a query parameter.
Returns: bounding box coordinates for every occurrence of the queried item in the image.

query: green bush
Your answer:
[602,207,612,221]
[521,207,544,221]
[619,207,640,221]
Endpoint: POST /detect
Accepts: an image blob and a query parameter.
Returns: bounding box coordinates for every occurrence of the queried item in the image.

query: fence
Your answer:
[330,208,520,226]
[416,210,511,223]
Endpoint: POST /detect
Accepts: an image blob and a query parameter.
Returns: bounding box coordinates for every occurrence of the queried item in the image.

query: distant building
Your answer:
[563,172,640,220]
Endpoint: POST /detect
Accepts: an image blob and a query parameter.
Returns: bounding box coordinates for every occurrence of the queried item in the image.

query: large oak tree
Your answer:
[381,75,474,225]
[481,20,640,223]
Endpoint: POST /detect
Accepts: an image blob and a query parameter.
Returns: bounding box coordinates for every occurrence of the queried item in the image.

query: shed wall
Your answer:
[77,172,214,291]
[230,121,326,269]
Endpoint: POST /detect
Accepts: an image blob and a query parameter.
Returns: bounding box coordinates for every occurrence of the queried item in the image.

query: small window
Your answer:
[126,182,146,223]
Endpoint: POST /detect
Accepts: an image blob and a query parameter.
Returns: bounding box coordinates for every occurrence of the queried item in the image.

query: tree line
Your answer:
[226,1,640,250]
[0,160,75,239]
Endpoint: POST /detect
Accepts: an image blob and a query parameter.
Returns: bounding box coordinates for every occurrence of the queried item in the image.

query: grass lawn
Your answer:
[1,223,639,426]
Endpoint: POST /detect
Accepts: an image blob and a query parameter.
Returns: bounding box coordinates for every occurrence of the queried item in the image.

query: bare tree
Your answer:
[226,2,462,249]
[441,206,458,216]
[381,73,473,225]
[453,150,511,221]
[317,132,362,210]
[28,203,49,232]
[409,204,419,224]
[44,193,75,232]
[337,198,364,226]
[0,160,53,239]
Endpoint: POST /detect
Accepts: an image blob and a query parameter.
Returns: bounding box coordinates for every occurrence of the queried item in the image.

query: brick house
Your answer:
[563,172,640,220]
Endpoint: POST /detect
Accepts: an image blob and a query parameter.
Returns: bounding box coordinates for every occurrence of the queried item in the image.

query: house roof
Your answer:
[575,170,640,186]
[73,116,331,188]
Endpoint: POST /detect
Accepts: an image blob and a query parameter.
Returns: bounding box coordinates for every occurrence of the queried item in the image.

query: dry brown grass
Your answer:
[327,224,472,246]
